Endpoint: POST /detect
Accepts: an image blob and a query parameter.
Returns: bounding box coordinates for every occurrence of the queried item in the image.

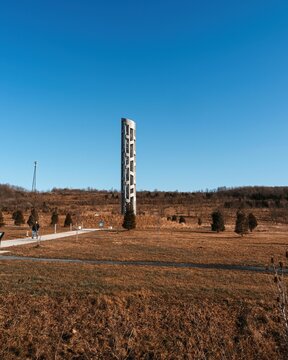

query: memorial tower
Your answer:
[121,118,136,214]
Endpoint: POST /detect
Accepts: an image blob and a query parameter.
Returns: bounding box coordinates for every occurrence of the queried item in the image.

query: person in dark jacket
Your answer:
[32,221,40,239]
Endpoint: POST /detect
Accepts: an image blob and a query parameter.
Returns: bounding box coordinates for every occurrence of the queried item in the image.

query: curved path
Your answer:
[0,255,279,273]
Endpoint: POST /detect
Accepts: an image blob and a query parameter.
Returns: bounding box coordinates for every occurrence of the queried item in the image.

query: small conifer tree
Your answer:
[31,208,39,221]
[248,213,258,232]
[51,209,59,226]
[198,217,202,226]
[64,213,73,227]
[211,210,225,232]
[122,203,136,230]
[179,216,186,224]
[27,208,39,227]
[13,210,25,226]
[235,211,249,236]
[12,210,18,221]
[171,215,177,222]
[27,215,35,227]
[0,211,4,227]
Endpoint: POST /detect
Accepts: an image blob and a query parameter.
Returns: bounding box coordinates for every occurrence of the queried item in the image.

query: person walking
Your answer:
[32,221,40,239]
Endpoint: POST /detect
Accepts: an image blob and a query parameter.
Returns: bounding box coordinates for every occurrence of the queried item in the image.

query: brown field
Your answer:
[1,186,288,358]
[5,224,288,267]
[1,223,288,359]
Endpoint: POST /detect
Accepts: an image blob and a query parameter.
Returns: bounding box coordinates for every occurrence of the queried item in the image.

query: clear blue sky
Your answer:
[1,0,287,191]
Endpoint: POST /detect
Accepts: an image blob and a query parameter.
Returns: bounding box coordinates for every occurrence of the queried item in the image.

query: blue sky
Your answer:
[0,0,287,191]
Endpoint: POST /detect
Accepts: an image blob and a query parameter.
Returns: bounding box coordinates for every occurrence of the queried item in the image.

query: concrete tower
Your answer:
[121,118,136,214]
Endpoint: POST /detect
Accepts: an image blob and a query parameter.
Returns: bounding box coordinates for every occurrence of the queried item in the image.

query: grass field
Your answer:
[5,224,288,267]
[0,225,288,359]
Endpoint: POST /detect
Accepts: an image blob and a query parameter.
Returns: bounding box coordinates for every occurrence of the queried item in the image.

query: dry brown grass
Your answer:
[6,225,288,268]
[2,186,288,358]
[0,259,287,359]
[1,224,288,358]
[0,292,285,359]
[0,259,275,299]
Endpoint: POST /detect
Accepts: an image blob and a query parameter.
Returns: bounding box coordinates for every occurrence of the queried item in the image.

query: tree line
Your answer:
[211,210,258,236]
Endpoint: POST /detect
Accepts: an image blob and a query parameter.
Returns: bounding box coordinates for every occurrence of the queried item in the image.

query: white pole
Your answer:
[54,224,57,234]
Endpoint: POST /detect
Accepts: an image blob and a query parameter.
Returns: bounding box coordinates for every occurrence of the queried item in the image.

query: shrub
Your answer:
[122,203,136,230]
[179,216,186,224]
[64,213,73,227]
[171,215,177,222]
[27,215,35,227]
[13,210,25,226]
[0,211,4,227]
[235,211,248,236]
[27,208,39,227]
[248,213,258,232]
[198,217,202,226]
[31,208,39,220]
[211,210,225,232]
[42,201,50,213]
[51,209,59,226]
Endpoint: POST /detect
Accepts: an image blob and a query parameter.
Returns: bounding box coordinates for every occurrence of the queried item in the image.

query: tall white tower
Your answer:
[121,118,136,214]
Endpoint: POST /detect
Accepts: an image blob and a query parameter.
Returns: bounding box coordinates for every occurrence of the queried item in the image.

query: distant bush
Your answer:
[12,211,17,221]
[42,201,50,213]
[211,210,225,232]
[64,213,73,227]
[0,211,4,227]
[235,211,248,236]
[27,208,39,227]
[51,209,59,226]
[171,215,177,222]
[13,210,25,226]
[248,213,258,232]
[198,217,202,226]
[224,201,232,209]
[179,216,186,224]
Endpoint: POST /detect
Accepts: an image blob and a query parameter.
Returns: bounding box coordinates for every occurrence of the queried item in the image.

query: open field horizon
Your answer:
[2,0,288,357]
[1,185,288,358]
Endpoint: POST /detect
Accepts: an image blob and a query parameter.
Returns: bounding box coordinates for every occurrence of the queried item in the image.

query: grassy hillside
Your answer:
[1,184,288,229]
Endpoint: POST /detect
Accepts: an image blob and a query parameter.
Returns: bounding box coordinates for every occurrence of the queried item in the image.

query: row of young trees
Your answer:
[1,206,133,229]
[1,206,257,235]
[211,210,258,236]
[167,215,186,224]
[123,207,258,234]
[0,209,73,227]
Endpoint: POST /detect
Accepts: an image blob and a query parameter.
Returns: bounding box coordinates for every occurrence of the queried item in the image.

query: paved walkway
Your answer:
[0,229,98,249]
